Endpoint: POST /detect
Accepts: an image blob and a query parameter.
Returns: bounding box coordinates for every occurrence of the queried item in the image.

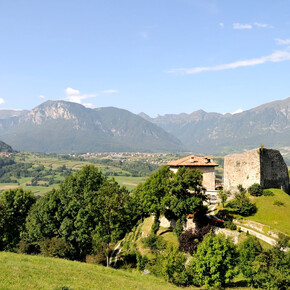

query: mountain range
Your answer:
[0,98,289,155]
[139,97,290,154]
[0,101,183,153]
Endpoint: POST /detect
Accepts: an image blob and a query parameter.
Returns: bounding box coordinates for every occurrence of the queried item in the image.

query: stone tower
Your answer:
[224,148,289,193]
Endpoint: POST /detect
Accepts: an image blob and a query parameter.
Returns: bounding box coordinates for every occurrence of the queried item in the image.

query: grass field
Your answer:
[0,252,180,290]
[247,189,290,235]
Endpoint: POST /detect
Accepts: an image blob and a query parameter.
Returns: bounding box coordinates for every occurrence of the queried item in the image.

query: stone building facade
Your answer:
[167,155,218,191]
[224,148,289,193]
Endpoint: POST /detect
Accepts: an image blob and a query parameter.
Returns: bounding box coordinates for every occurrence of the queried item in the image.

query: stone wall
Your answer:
[224,148,289,194]
[224,149,261,192]
[260,149,289,193]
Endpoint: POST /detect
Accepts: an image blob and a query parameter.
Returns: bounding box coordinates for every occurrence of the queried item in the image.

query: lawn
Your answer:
[0,252,179,290]
[247,188,290,235]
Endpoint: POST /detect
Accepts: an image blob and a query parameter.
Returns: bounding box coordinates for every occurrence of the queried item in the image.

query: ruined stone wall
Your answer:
[224,149,261,192]
[260,149,289,193]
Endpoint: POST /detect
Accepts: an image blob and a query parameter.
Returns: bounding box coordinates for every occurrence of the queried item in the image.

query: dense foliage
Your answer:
[24,165,134,262]
[133,166,206,234]
[248,183,263,196]
[188,233,238,288]
[0,188,36,251]
[227,186,257,216]
[178,225,211,255]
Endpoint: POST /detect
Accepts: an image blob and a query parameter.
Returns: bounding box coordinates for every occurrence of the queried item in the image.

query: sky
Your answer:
[0,0,290,117]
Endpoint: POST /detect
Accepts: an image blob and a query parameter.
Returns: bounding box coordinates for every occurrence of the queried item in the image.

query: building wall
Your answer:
[260,149,289,193]
[224,149,261,192]
[198,166,216,191]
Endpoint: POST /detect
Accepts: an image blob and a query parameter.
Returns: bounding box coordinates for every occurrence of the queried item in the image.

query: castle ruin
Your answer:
[224,148,289,193]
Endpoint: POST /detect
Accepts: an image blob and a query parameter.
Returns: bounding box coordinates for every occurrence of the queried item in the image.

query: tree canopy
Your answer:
[25,165,133,261]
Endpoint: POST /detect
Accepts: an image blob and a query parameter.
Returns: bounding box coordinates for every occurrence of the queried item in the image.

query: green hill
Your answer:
[0,252,179,290]
[247,188,290,235]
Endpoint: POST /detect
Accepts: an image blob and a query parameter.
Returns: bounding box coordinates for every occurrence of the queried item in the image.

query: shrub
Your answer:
[224,221,237,230]
[263,189,274,196]
[39,237,70,258]
[227,190,257,216]
[248,183,263,196]
[179,225,211,255]
[142,234,166,253]
[273,200,284,207]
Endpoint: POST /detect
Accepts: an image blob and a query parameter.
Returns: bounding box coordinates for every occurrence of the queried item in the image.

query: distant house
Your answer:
[167,155,219,191]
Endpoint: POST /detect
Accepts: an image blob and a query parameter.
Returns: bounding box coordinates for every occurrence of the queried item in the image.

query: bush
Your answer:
[142,234,166,253]
[273,200,284,207]
[224,221,237,230]
[263,189,274,196]
[39,237,70,258]
[179,225,211,255]
[227,190,257,217]
[248,183,263,196]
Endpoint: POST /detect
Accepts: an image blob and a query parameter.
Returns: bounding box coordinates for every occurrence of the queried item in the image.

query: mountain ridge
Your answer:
[138,97,290,154]
[0,101,184,153]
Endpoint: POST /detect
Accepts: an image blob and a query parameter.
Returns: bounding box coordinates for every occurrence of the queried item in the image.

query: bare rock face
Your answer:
[224,148,289,194]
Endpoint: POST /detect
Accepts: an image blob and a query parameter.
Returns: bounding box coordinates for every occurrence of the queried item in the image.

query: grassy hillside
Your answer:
[247,189,290,235]
[0,252,179,290]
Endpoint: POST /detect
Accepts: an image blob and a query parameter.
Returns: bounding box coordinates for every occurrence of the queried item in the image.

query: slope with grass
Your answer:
[247,189,290,235]
[0,252,179,290]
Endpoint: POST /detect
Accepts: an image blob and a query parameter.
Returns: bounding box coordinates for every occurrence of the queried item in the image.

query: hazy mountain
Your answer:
[0,110,28,119]
[0,140,13,152]
[139,97,290,154]
[0,101,184,153]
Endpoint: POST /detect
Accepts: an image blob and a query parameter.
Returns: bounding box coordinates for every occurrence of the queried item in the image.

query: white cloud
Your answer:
[0,98,6,105]
[39,95,46,99]
[254,22,273,29]
[231,109,243,115]
[233,23,252,29]
[83,103,95,109]
[102,89,118,94]
[167,49,290,74]
[219,22,224,28]
[65,87,80,95]
[64,87,97,107]
[275,38,290,45]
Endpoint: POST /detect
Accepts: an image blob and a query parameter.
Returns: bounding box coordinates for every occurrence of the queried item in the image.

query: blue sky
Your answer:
[0,0,289,116]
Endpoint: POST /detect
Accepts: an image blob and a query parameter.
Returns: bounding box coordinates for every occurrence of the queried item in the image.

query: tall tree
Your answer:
[188,233,238,288]
[0,188,36,251]
[25,165,133,261]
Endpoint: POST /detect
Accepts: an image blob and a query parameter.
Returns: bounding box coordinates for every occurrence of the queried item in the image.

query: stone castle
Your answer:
[224,148,289,193]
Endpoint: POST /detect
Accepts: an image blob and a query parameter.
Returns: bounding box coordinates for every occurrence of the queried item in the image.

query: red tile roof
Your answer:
[167,155,219,167]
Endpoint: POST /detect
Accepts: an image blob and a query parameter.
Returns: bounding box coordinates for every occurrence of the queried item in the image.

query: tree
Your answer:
[92,179,131,267]
[238,235,262,285]
[135,166,172,234]
[164,167,206,235]
[227,187,257,216]
[188,233,238,288]
[25,165,133,261]
[134,166,206,235]
[218,189,231,208]
[251,236,290,289]
[0,188,36,251]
